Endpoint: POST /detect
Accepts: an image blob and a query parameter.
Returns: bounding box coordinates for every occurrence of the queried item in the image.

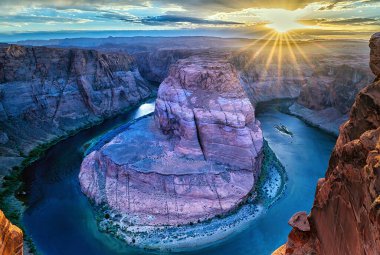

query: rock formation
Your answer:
[79,55,263,226]
[231,41,373,135]
[274,32,380,255]
[133,49,203,83]
[290,64,373,135]
[0,44,152,174]
[155,55,263,170]
[370,33,380,77]
[0,210,23,255]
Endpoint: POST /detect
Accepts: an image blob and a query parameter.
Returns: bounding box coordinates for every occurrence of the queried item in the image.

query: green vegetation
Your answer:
[254,140,287,207]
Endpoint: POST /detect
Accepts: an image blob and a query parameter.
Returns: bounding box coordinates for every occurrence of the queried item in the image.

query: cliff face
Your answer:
[275,32,380,255]
[0,44,152,174]
[133,49,203,83]
[231,43,373,135]
[0,210,23,255]
[79,55,263,226]
[155,55,263,170]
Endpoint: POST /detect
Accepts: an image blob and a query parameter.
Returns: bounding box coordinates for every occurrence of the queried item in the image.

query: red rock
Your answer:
[370,32,380,77]
[274,32,380,255]
[288,212,310,232]
[0,210,23,255]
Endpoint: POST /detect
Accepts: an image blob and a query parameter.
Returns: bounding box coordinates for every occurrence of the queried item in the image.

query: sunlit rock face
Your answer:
[274,32,380,255]
[370,32,380,77]
[0,44,152,174]
[155,55,263,170]
[0,210,23,255]
[79,55,263,226]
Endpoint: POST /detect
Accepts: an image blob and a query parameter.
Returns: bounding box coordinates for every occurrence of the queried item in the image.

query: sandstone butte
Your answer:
[0,210,23,255]
[79,55,264,226]
[273,32,380,255]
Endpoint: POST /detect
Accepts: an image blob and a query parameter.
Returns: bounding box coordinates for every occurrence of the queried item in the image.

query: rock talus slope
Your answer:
[0,210,23,255]
[274,32,380,255]
[79,55,263,226]
[0,44,152,174]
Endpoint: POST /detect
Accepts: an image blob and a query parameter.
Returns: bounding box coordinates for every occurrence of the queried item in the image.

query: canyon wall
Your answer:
[132,49,205,83]
[15,37,372,135]
[0,210,23,255]
[231,44,373,135]
[274,32,380,255]
[0,44,152,174]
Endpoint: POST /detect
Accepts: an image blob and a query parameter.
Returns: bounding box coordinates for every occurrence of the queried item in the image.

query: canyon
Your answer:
[274,32,380,255]
[0,35,377,254]
[79,55,264,228]
[19,38,373,135]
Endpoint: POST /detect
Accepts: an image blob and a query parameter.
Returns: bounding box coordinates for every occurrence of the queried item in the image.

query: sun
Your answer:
[263,9,309,33]
[266,20,306,33]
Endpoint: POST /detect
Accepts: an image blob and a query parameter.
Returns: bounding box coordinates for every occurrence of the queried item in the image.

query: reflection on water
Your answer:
[133,103,156,119]
[22,101,336,255]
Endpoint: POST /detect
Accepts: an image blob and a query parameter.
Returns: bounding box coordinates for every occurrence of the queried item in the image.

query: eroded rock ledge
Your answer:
[274,32,380,255]
[79,55,263,227]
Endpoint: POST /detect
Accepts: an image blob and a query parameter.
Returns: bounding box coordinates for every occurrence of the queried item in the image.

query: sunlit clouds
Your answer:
[0,0,379,39]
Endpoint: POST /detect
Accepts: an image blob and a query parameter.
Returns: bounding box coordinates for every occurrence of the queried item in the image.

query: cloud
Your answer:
[0,15,89,24]
[0,0,322,14]
[100,13,139,23]
[301,17,380,26]
[318,0,380,10]
[140,15,242,25]
[100,13,242,26]
[155,0,320,12]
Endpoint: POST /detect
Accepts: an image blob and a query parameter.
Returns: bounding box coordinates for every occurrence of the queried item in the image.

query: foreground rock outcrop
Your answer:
[275,32,380,255]
[0,210,23,255]
[0,44,152,174]
[79,55,263,226]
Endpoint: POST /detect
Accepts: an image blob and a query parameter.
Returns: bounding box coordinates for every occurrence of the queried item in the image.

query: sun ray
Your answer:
[288,32,328,52]
[258,33,280,83]
[277,34,284,87]
[244,32,278,69]
[235,30,276,55]
[287,33,316,69]
[283,33,307,86]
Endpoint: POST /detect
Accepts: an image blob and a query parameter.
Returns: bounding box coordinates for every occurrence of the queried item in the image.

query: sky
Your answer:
[1,0,380,41]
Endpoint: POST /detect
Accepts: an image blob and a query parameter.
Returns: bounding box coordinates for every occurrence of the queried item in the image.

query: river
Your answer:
[22,100,336,255]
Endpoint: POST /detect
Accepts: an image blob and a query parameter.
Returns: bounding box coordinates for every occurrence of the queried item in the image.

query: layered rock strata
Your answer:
[290,64,373,135]
[231,42,373,134]
[274,32,380,255]
[0,44,152,174]
[0,210,23,255]
[155,56,263,170]
[79,55,263,226]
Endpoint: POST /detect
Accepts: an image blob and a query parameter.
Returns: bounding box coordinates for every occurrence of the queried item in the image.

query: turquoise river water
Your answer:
[22,100,336,255]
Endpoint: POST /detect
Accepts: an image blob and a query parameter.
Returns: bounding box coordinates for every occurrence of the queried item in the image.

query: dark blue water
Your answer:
[22,101,336,255]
